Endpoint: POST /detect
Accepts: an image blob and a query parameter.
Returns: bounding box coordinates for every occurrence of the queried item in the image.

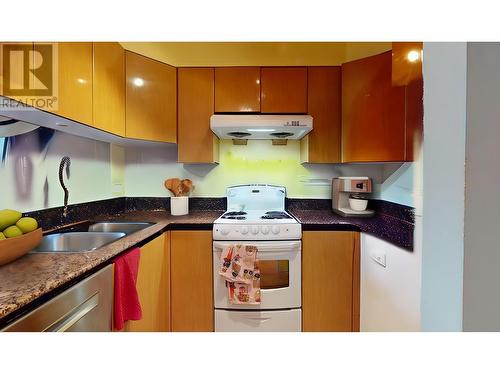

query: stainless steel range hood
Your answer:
[210,114,313,140]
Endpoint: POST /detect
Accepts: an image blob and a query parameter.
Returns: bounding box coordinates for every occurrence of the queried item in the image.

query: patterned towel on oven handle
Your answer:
[219,244,261,305]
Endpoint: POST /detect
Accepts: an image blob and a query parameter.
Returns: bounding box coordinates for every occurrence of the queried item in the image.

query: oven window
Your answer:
[259,260,289,289]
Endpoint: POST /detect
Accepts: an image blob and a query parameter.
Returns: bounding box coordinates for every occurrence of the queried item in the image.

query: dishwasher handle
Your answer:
[44,293,100,332]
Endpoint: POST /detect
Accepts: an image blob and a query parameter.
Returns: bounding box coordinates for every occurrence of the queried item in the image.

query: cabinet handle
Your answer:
[45,293,100,332]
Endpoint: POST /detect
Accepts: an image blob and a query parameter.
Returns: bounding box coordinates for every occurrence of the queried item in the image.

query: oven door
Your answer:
[213,240,301,310]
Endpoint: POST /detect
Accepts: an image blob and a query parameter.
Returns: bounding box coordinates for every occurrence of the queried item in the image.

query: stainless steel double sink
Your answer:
[32,222,153,253]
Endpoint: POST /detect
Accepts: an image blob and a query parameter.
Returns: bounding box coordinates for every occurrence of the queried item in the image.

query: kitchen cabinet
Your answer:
[0,42,34,102]
[300,67,341,163]
[34,42,93,124]
[170,230,213,331]
[215,67,261,112]
[392,42,423,162]
[341,51,406,162]
[92,42,125,136]
[125,51,177,143]
[302,231,360,332]
[261,67,307,113]
[124,233,170,332]
[177,67,219,163]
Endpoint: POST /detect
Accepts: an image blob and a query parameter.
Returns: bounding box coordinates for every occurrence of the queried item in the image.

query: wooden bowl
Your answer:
[0,228,42,266]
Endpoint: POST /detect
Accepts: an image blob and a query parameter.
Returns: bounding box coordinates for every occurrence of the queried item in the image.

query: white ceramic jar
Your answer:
[171,196,189,216]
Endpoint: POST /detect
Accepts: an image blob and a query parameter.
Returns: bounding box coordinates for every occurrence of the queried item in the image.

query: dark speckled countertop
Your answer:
[290,209,414,249]
[0,197,414,327]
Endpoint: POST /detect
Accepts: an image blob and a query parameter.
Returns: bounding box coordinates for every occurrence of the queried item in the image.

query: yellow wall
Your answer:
[120,42,392,67]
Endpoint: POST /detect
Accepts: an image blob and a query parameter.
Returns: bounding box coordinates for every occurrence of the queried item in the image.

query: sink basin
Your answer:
[88,222,153,235]
[32,232,126,253]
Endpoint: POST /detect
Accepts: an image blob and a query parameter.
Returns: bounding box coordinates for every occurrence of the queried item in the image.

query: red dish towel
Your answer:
[113,247,142,330]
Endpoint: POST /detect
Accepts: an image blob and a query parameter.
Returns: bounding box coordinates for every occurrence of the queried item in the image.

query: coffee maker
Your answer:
[332,177,374,217]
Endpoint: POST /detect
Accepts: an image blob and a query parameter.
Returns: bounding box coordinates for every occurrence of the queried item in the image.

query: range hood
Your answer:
[210,114,313,140]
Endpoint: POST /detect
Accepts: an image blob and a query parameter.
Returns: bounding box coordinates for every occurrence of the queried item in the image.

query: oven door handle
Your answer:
[213,241,300,253]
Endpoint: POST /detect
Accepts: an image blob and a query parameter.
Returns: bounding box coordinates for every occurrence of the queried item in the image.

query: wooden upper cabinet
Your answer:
[341,51,406,162]
[125,51,176,143]
[261,67,307,113]
[177,67,218,163]
[392,42,423,87]
[92,42,125,136]
[215,67,260,112]
[302,231,359,332]
[34,42,93,124]
[170,230,213,332]
[0,42,34,102]
[392,42,424,162]
[300,67,341,163]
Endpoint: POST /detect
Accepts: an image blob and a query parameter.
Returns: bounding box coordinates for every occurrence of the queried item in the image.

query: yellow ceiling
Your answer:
[119,42,392,67]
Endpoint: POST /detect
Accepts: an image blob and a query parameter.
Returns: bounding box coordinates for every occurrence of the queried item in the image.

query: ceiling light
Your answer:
[133,77,144,87]
[407,50,420,63]
[76,78,87,84]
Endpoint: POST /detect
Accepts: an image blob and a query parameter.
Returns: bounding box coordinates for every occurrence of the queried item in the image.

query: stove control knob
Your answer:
[261,226,270,234]
[241,226,249,235]
[221,227,230,236]
[271,225,280,234]
[251,226,259,235]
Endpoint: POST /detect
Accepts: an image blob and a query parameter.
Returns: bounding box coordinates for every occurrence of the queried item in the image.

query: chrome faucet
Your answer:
[59,156,71,218]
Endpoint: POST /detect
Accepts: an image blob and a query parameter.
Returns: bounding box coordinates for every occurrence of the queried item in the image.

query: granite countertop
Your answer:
[0,197,414,327]
[289,209,414,250]
[0,210,222,326]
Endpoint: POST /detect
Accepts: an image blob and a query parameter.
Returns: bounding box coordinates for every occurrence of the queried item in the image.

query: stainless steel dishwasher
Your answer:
[3,264,113,332]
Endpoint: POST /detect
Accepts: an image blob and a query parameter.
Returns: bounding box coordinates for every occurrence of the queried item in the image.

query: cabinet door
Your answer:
[171,230,213,332]
[0,42,34,102]
[126,51,177,143]
[301,67,341,163]
[35,42,93,124]
[177,68,218,163]
[302,231,360,332]
[93,42,125,136]
[261,67,307,113]
[392,42,423,162]
[214,67,260,112]
[124,233,170,332]
[342,51,405,162]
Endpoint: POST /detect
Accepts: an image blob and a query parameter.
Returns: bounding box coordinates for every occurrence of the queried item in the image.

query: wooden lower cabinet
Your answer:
[302,231,360,332]
[124,233,170,332]
[170,230,214,332]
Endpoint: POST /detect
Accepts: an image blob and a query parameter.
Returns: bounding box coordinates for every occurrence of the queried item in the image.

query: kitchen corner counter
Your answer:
[0,209,222,327]
[290,209,414,250]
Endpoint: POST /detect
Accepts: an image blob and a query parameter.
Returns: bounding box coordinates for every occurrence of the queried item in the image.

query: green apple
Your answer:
[3,225,23,238]
[16,217,38,234]
[0,209,22,231]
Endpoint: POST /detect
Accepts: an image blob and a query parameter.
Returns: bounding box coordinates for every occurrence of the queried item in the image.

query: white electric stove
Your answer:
[213,184,302,332]
[213,184,301,241]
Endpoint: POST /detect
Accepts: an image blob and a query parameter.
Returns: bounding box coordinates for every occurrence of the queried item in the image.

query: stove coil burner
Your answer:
[261,211,291,220]
[221,211,247,220]
[225,211,247,216]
